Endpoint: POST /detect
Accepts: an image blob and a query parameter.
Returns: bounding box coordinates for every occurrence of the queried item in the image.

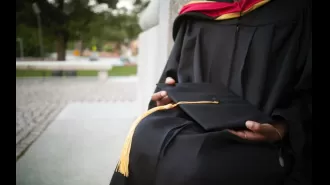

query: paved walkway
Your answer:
[16,77,137,159]
[16,102,138,185]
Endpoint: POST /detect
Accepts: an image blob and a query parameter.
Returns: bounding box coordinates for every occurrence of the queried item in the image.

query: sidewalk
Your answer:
[16,102,138,185]
[16,77,137,159]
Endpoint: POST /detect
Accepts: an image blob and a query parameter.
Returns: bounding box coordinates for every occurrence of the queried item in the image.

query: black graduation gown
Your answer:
[110,0,312,184]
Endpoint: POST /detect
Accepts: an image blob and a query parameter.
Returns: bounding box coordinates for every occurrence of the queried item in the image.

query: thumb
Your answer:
[245,121,261,132]
[165,77,176,85]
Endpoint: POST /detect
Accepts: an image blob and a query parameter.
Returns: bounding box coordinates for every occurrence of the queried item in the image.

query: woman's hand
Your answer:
[228,121,288,143]
[151,77,176,106]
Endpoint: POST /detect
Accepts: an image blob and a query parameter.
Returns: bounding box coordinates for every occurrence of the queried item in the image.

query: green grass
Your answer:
[16,65,137,77]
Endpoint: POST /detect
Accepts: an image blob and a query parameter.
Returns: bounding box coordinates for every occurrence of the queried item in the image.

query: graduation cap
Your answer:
[158,83,273,131]
[115,83,273,177]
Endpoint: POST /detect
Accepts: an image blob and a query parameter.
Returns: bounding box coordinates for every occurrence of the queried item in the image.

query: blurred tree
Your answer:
[83,8,141,51]
[16,24,56,58]
[16,0,146,60]
[133,0,150,14]
[16,0,119,60]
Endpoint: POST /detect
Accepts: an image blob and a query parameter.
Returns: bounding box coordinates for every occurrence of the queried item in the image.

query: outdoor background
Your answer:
[16,0,150,185]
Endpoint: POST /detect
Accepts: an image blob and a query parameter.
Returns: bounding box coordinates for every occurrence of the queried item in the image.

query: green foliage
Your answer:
[103,44,114,52]
[16,0,145,58]
[16,24,55,57]
[16,65,137,77]
[84,11,141,44]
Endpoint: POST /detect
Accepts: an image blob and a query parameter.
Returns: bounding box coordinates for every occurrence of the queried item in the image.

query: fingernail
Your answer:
[246,121,254,128]
[166,77,175,84]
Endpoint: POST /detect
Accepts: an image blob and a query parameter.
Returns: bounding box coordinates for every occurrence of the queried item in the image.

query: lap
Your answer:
[129,108,290,185]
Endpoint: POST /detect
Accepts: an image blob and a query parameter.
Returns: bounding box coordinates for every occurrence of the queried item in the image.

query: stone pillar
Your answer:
[136,26,160,114]
[136,0,161,114]
[136,0,192,114]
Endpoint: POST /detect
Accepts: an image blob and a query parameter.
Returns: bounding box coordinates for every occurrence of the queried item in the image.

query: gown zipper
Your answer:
[227,0,242,86]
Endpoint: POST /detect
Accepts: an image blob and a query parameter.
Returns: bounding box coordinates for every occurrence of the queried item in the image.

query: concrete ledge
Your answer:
[16,61,113,71]
[16,62,113,80]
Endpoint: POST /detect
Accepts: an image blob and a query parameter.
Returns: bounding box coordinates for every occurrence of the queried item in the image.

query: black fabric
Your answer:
[110,0,312,184]
[157,83,273,131]
[111,107,292,185]
[150,0,312,181]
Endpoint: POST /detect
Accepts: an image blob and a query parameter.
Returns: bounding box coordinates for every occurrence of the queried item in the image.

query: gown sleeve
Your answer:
[273,38,312,184]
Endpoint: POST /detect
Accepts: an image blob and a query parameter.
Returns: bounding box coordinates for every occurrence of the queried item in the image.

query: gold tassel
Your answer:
[115,101,219,177]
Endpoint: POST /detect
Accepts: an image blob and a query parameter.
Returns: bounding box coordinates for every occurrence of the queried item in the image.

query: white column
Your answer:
[136,0,161,114]
[136,26,160,114]
[156,0,172,77]
[136,0,190,115]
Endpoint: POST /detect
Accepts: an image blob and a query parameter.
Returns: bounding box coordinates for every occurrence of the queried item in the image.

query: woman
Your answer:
[110,0,312,184]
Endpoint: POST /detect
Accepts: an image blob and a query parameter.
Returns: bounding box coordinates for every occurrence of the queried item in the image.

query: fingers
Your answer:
[245,121,270,141]
[228,130,266,141]
[245,121,261,132]
[151,91,167,101]
[151,77,176,106]
[245,120,283,142]
[165,77,176,85]
[156,95,172,106]
[151,91,173,106]
[228,121,282,142]
[243,131,266,141]
[246,121,276,136]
